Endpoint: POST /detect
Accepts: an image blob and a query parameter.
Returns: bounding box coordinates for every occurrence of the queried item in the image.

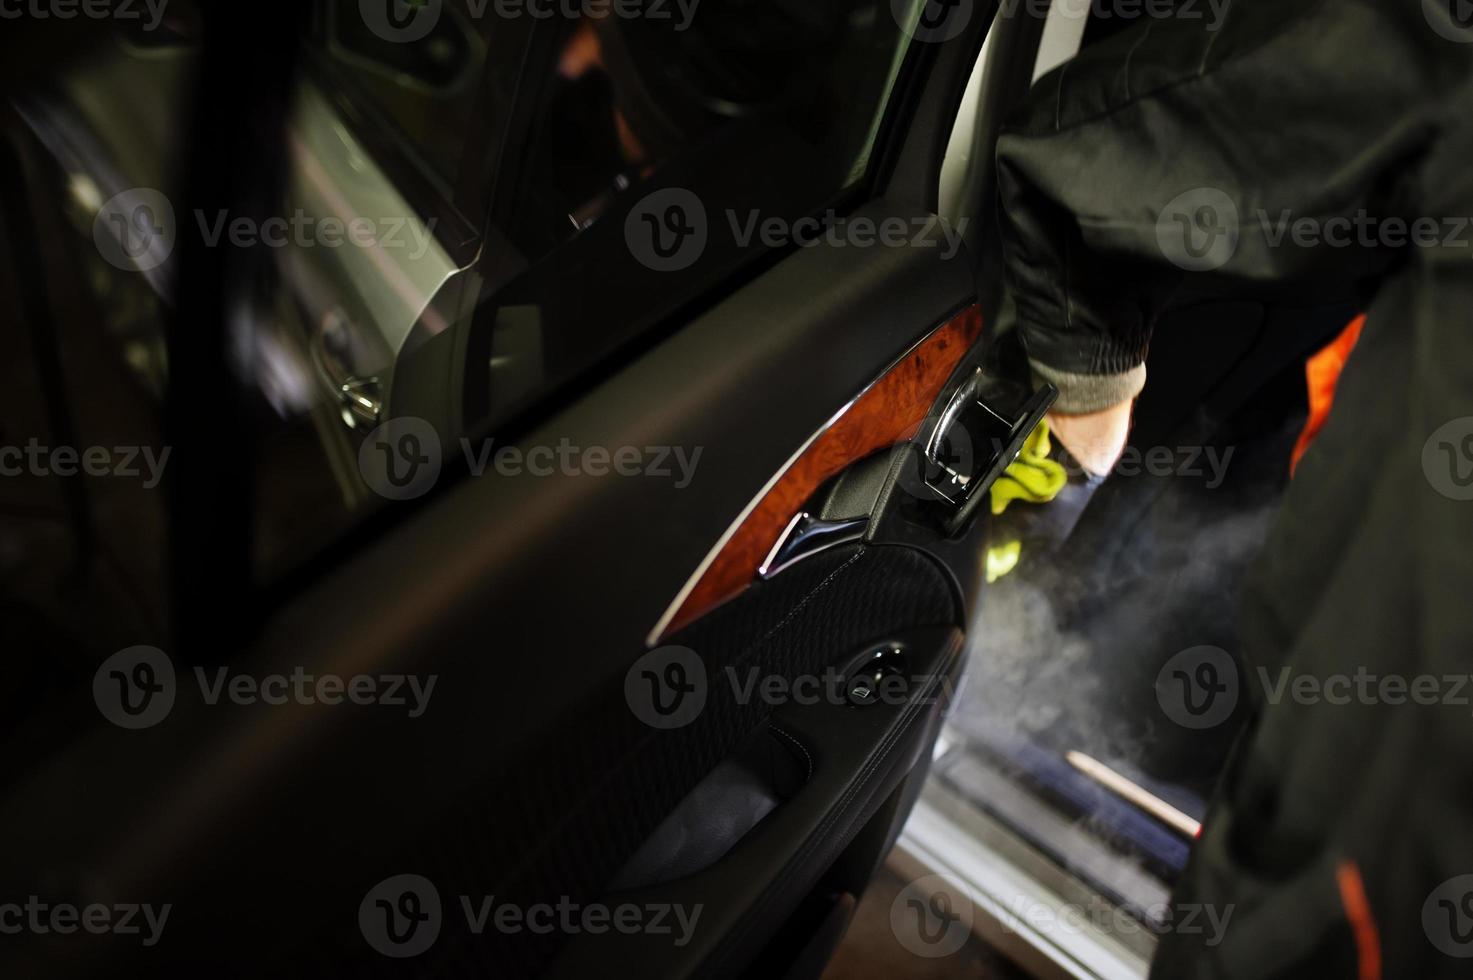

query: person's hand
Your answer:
[1046,399,1133,477]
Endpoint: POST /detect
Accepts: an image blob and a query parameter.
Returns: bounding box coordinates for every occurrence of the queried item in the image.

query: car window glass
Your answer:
[241,0,920,580]
[2,7,204,670]
[316,0,492,200]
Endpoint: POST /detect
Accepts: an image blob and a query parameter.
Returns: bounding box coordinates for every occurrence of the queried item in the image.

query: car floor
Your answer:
[821,863,1033,980]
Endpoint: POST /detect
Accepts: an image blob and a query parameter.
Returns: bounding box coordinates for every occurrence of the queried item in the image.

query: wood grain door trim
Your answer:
[648,305,983,644]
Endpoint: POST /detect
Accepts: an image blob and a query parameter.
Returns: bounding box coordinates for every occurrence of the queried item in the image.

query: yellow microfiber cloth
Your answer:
[986,418,1067,582]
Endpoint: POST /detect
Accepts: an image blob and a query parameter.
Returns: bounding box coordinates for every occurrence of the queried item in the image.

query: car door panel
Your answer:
[0,204,989,979]
[652,305,983,641]
[548,623,967,980]
[0,3,1008,975]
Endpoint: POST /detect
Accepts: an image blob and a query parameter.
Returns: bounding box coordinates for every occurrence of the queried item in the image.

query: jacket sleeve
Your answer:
[995,0,1458,412]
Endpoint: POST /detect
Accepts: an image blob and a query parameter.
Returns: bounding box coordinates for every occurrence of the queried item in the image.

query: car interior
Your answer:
[0,1,1371,977]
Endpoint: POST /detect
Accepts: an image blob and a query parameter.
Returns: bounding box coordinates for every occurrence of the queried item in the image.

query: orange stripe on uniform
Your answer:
[1336,859,1382,980]
[1291,315,1365,475]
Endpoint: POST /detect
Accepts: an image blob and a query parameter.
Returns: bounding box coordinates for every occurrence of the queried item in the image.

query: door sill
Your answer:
[894,780,1153,980]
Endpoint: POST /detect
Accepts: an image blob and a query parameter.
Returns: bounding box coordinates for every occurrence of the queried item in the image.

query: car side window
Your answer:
[314,0,492,202]
[19,2,922,591]
[7,0,928,635]
[461,2,919,426]
[240,1,922,577]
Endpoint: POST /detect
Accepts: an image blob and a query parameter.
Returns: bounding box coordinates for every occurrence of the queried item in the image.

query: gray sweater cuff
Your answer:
[1031,360,1146,414]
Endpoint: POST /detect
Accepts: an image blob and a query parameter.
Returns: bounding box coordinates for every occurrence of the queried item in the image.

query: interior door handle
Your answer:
[312,308,383,430]
[862,358,1058,620]
[919,369,1056,535]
